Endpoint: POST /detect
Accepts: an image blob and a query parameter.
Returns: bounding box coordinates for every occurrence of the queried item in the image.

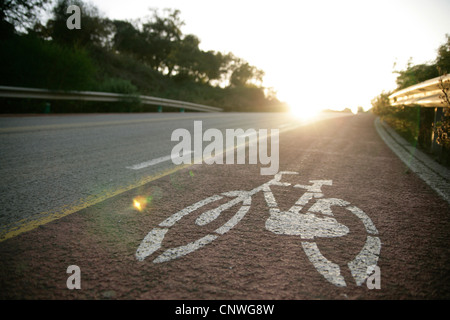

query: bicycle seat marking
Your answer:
[136,171,381,287]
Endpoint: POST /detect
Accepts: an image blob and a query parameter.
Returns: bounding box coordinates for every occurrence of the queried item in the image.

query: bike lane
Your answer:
[1,113,449,299]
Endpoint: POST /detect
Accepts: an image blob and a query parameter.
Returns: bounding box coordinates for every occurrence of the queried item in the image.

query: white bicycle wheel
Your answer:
[136,191,252,263]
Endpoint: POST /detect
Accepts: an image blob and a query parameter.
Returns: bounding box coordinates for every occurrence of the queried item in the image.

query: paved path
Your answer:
[1,112,449,300]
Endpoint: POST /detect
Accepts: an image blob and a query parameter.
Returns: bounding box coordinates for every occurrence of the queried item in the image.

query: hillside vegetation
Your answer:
[0,0,288,113]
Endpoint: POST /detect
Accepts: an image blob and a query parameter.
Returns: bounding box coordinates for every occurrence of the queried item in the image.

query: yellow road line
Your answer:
[0,163,193,242]
[0,117,320,242]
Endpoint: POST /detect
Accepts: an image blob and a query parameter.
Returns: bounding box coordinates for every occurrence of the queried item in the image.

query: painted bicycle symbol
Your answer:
[136,171,381,287]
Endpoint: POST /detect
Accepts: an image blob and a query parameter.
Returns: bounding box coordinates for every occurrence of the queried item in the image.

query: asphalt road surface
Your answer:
[1,112,449,301]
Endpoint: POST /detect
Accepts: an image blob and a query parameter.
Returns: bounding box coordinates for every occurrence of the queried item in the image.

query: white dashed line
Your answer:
[126,151,193,170]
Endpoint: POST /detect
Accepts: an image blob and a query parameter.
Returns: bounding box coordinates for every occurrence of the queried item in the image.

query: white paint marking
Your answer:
[195,193,249,226]
[308,198,350,216]
[294,192,323,206]
[348,236,381,286]
[264,191,278,208]
[159,195,223,227]
[215,205,251,235]
[294,180,332,193]
[287,205,303,214]
[127,151,193,170]
[135,228,168,262]
[153,234,217,263]
[135,172,381,289]
[265,211,349,239]
[346,206,378,235]
[301,241,347,287]
[222,191,252,205]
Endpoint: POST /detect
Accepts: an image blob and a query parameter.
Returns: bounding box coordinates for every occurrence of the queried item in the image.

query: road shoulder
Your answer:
[375,117,450,204]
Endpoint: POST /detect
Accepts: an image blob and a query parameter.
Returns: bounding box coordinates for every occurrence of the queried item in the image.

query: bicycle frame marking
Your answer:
[136,171,381,287]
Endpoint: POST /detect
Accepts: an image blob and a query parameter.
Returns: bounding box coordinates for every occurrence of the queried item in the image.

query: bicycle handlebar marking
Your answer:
[136,171,381,288]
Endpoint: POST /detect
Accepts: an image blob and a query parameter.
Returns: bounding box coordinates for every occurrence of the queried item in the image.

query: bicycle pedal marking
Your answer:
[135,171,381,288]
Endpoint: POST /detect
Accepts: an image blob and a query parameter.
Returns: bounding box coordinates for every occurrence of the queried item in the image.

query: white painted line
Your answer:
[127,150,192,170]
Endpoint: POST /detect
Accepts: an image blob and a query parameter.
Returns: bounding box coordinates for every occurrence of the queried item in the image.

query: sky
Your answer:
[85,0,450,114]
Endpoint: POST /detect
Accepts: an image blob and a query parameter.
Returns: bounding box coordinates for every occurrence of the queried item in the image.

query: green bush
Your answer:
[0,34,96,90]
[96,77,138,94]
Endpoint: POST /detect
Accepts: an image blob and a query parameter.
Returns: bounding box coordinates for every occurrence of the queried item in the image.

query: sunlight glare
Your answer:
[133,199,142,211]
[289,104,321,120]
[133,196,149,212]
[283,93,322,120]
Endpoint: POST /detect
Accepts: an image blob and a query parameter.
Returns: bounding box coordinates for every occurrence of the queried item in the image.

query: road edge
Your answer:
[374,117,450,205]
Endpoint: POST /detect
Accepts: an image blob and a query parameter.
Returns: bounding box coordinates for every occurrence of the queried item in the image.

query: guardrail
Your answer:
[389,74,450,107]
[0,85,223,112]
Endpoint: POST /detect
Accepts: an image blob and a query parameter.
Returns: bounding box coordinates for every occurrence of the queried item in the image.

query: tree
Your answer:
[112,20,147,60]
[168,35,226,84]
[230,60,264,87]
[0,0,49,34]
[371,91,392,116]
[45,0,110,48]
[392,36,450,91]
[170,34,201,77]
[436,34,450,74]
[394,61,439,90]
[197,51,227,84]
[141,8,184,71]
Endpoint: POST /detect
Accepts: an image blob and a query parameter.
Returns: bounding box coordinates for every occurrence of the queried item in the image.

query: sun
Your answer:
[288,102,321,120]
[276,88,323,120]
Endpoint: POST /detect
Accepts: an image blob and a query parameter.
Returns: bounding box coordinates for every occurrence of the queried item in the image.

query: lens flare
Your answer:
[133,196,151,212]
[133,199,142,211]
